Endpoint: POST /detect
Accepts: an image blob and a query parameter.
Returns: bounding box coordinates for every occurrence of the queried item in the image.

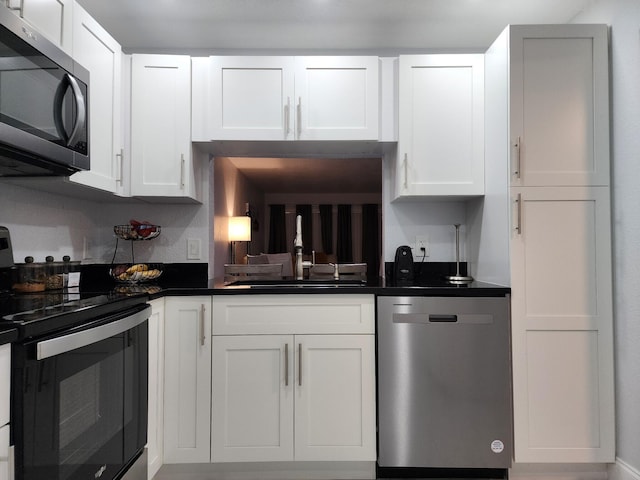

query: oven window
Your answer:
[14,320,148,480]
[59,353,123,478]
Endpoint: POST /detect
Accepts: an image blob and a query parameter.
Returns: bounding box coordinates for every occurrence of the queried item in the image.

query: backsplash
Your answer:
[0,182,210,266]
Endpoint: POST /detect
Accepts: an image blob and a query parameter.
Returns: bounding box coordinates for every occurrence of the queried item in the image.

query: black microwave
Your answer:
[0,7,89,177]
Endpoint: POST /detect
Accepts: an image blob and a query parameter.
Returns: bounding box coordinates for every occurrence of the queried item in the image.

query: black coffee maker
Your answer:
[393,245,414,285]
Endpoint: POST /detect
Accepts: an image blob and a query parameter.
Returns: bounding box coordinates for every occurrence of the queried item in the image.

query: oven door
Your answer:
[12,304,149,480]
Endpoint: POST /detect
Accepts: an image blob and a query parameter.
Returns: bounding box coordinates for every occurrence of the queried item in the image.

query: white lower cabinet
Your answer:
[147,299,165,479]
[509,186,614,462]
[212,335,294,462]
[211,294,376,464]
[163,297,212,463]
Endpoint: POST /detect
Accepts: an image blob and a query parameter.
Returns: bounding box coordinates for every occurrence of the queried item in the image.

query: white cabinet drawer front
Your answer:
[212,295,375,335]
[0,344,9,428]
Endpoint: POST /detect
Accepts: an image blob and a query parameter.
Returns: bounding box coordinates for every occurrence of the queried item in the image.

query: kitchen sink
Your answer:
[226,279,367,288]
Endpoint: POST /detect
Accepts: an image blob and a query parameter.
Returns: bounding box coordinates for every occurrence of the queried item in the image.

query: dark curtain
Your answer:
[319,204,333,254]
[362,204,380,279]
[268,204,287,253]
[295,204,313,254]
[337,204,353,263]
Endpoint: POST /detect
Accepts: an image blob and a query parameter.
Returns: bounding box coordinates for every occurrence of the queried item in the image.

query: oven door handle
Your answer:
[36,305,151,360]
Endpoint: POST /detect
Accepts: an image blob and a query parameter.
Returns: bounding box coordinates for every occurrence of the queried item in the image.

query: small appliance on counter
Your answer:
[393,245,414,285]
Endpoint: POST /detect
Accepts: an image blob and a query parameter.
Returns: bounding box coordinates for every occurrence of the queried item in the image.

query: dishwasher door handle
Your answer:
[393,313,493,325]
[429,314,458,322]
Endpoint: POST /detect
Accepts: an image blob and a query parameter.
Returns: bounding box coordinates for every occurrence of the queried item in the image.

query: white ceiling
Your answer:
[77,0,594,53]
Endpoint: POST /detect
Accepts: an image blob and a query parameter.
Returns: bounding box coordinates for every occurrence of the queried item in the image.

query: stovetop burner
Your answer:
[0,288,148,340]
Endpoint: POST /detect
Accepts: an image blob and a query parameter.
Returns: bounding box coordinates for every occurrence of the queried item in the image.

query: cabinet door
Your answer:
[294,335,376,461]
[509,25,609,187]
[295,56,379,141]
[510,186,614,462]
[147,299,164,479]
[70,4,122,193]
[209,56,295,140]
[130,55,196,199]
[211,335,294,462]
[164,297,212,463]
[396,54,484,198]
[7,0,72,53]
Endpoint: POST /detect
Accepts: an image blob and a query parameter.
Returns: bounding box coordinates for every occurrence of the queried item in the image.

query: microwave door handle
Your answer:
[66,74,86,147]
[53,74,70,145]
[35,306,151,360]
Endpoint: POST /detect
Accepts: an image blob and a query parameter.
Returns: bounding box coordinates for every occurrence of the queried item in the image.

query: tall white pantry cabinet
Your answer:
[484,24,614,463]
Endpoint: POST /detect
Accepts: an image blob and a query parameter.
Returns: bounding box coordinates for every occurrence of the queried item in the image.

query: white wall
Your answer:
[211,157,265,279]
[571,0,640,473]
[381,151,469,265]
[0,180,210,267]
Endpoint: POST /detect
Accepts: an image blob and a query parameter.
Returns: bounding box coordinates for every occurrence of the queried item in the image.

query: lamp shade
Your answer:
[229,216,251,242]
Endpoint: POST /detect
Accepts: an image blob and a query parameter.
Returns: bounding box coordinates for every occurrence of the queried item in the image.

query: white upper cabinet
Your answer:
[395,54,484,199]
[130,54,200,202]
[209,56,294,141]
[509,25,610,187]
[206,56,379,141]
[6,0,73,53]
[69,3,123,194]
[294,56,379,140]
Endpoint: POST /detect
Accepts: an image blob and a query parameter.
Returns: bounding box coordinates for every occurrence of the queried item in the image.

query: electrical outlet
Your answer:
[415,235,429,257]
[187,238,201,260]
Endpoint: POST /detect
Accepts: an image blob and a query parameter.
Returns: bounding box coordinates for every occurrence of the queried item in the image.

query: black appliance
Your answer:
[0,229,149,480]
[393,245,414,284]
[0,7,89,177]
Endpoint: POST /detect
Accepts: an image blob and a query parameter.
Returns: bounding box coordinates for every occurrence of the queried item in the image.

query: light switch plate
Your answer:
[187,238,201,260]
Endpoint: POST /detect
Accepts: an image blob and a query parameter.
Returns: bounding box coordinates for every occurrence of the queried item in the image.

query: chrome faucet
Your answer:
[294,214,303,279]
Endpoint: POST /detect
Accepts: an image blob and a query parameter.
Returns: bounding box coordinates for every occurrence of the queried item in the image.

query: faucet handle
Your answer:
[329,262,339,280]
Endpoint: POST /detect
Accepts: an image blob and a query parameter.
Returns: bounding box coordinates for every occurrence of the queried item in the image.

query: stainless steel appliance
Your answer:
[377,295,512,471]
[0,7,89,177]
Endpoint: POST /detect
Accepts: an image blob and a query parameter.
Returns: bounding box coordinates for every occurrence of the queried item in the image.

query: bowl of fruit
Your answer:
[110,263,163,284]
[114,220,160,240]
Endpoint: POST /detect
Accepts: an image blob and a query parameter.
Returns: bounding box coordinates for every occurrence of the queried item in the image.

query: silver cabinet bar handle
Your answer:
[514,193,522,235]
[200,304,206,346]
[513,136,521,179]
[285,96,291,138]
[284,343,289,386]
[116,148,124,184]
[403,153,408,190]
[298,343,302,386]
[180,154,185,189]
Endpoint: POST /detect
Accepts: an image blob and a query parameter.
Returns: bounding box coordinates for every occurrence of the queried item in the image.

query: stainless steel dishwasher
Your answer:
[377,295,512,470]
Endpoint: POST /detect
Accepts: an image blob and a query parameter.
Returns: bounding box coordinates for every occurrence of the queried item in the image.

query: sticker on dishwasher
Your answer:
[491,440,505,453]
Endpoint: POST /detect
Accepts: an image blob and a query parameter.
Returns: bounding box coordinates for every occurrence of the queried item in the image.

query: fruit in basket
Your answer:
[126,263,149,274]
[128,219,158,239]
[111,263,162,283]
